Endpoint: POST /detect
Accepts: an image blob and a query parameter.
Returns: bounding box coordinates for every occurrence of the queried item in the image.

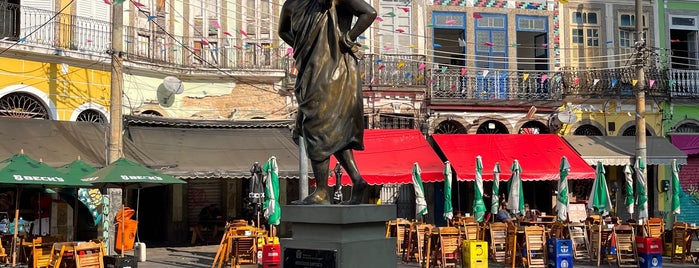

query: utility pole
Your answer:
[635,0,648,219]
[106,2,124,256]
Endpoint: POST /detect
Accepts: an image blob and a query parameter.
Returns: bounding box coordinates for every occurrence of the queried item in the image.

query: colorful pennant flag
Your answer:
[460,68,467,76]
[593,79,600,86]
[473,13,482,19]
[485,42,493,46]
[399,7,410,12]
[223,31,232,36]
[385,12,396,17]
[147,15,157,21]
[396,29,405,33]
[445,20,456,25]
[132,1,145,7]
[458,38,466,47]
[574,77,580,84]
[632,79,638,86]
[103,0,112,4]
[405,72,411,79]
[286,47,294,55]
[239,29,248,37]
[358,36,366,40]
[541,74,548,83]
[384,45,393,50]
[441,66,447,73]
[434,43,442,48]
[211,20,220,29]
[378,65,386,70]
[612,79,618,87]
[397,61,405,69]
[450,85,457,90]
[483,70,489,77]
[376,17,384,22]
[649,79,655,88]
[523,74,529,81]
[201,38,209,46]
[669,79,675,87]
[418,63,426,71]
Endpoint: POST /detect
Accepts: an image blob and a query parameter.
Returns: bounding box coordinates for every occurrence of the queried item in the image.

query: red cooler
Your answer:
[636,236,663,254]
[262,244,280,268]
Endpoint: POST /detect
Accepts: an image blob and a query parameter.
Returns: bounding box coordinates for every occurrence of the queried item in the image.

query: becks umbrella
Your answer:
[491,163,501,221]
[635,156,648,219]
[624,164,634,216]
[672,159,681,215]
[263,156,281,227]
[588,161,612,216]
[557,156,570,222]
[82,157,186,257]
[506,160,524,217]
[443,161,453,221]
[0,152,89,266]
[473,156,487,222]
[412,162,428,219]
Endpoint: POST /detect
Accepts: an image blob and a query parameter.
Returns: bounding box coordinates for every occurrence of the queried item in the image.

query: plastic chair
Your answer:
[524,226,547,268]
[614,224,638,268]
[489,222,507,262]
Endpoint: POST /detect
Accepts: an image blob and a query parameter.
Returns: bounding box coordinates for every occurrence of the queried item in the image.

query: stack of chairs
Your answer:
[567,222,591,263]
[505,222,519,268]
[524,226,547,268]
[31,237,52,268]
[386,218,411,258]
[405,223,434,264]
[672,222,690,263]
[489,222,507,262]
[589,222,614,266]
[435,227,461,268]
[73,241,105,268]
[549,221,566,239]
[645,218,665,239]
[614,224,638,268]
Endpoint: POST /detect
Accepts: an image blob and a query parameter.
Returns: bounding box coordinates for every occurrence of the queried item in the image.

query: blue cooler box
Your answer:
[638,253,662,268]
[547,238,573,258]
[548,255,573,268]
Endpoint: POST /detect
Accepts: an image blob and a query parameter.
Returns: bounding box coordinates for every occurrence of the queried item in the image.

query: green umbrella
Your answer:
[557,156,570,222]
[588,161,612,216]
[0,153,88,266]
[263,156,281,227]
[57,159,102,245]
[81,157,186,257]
[491,163,501,221]
[635,156,648,219]
[411,162,428,219]
[473,156,487,222]
[672,159,681,215]
[443,161,453,221]
[623,164,634,216]
[506,160,524,217]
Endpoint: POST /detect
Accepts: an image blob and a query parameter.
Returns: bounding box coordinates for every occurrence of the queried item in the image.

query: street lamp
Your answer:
[333,163,343,204]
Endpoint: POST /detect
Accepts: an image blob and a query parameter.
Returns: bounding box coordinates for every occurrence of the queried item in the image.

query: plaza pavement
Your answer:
[134,243,697,268]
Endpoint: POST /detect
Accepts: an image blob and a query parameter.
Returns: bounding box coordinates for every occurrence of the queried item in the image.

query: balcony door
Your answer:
[474,13,507,100]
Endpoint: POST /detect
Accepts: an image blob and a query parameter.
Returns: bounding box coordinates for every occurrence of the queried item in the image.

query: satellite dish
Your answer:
[556,110,578,124]
[162,76,184,94]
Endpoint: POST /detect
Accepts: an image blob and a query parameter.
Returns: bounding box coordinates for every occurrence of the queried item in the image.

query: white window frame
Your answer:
[670,15,699,30]
[571,10,600,48]
[378,4,412,54]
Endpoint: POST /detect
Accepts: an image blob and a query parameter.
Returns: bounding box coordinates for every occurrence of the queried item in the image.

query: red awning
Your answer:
[328,129,444,186]
[432,134,595,181]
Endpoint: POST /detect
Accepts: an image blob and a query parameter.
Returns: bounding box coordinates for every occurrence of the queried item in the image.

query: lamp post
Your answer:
[333,163,343,204]
[249,162,264,227]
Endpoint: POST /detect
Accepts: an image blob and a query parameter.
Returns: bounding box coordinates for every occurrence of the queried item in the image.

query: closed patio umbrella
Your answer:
[491,163,501,221]
[443,161,453,221]
[588,161,612,216]
[507,160,524,217]
[411,162,428,220]
[263,156,280,235]
[623,164,634,216]
[557,156,570,222]
[635,156,648,219]
[473,156,486,222]
[672,159,681,216]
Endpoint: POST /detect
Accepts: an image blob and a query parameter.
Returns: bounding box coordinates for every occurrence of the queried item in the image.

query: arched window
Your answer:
[676,122,699,133]
[434,119,467,134]
[574,124,604,136]
[0,92,49,119]
[519,121,550,134]
[140,110,163,117]
[476,120,509,134]
[76,109,107,124]
[622,126,651,136]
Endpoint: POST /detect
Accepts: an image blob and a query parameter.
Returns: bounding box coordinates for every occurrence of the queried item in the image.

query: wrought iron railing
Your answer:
[360,54,427,87]
[669,69,699,98]
[558,67,669,98]
[430,70,563,101]
[0,2,286,71]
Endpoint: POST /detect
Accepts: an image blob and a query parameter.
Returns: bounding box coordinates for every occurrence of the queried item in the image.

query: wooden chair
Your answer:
[232,233,258,265]
[672,222,690,263]
[645,218,664,239]
[32,237,52,268]
[505,222,519,268]
[436,227,461,268]
[589,222,612,266]
[489,222,507,262]
[549,221,566,239]
[0,236,7,264]
[614,224,638,268]
[394,219,410,257]
[524,226,547,268]
[405,223,433,264]
[73,242,104,268]
[459,223,480,241]
[567,222,591,262]
[47,242,71,268]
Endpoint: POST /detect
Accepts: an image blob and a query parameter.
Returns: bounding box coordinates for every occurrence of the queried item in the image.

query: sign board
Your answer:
[284,248,337,268]
[568,203,588,223]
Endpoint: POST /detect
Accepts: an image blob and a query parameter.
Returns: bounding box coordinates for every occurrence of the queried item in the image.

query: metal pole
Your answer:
[299,137,309,200]
[107,2,124,257]
[635,0,648,219]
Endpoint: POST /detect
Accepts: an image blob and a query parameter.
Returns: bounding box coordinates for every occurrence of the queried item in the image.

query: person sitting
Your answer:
[193,204,223,243]
[524,203,541,221]
[496,204,515,223]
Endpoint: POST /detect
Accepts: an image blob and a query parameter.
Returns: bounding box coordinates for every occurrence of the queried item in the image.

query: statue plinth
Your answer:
[281,204,396,268]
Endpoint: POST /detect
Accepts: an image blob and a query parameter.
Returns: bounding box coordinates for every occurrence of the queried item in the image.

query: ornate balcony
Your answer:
[558,67,669,99]
[669,69,699,98]
[360,54,427,88]
[430,70,563,103]
[0,2,286,72]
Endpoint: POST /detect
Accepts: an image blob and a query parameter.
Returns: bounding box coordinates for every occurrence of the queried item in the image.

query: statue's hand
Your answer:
[340,32,360,59]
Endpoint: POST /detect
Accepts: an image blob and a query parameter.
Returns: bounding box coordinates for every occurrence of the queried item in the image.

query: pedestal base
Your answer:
[281,204,396,268]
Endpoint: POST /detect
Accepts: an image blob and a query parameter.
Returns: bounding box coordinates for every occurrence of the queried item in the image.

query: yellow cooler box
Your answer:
[462,240,488,268]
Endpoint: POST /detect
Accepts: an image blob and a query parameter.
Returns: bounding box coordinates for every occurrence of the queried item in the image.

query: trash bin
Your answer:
[115,207,138,252]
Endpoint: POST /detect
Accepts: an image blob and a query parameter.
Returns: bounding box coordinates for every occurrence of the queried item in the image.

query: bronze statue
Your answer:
[279,0,376,205]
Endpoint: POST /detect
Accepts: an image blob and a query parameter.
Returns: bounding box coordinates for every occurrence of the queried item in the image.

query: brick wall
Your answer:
[180,82,290,120]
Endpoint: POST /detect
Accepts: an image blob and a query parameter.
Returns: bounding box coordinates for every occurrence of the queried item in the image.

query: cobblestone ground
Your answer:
[134,244,694,268]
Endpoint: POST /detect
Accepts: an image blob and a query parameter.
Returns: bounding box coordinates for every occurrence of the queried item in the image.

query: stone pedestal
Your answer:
[281,204,396,268]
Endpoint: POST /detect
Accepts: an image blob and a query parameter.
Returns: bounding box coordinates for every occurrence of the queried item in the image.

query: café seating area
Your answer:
[386,216,691,268]
[0,233,106,268]
[211,220,280,268]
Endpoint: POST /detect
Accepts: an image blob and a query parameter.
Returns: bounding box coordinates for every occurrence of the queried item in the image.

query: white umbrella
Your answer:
[443,161,453,221]
[412,162,428,219]
[624,164,634,216]
[557,156,570,222]
[507,160,524,217]
[491,163,501,220]
[473,156,486,222]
